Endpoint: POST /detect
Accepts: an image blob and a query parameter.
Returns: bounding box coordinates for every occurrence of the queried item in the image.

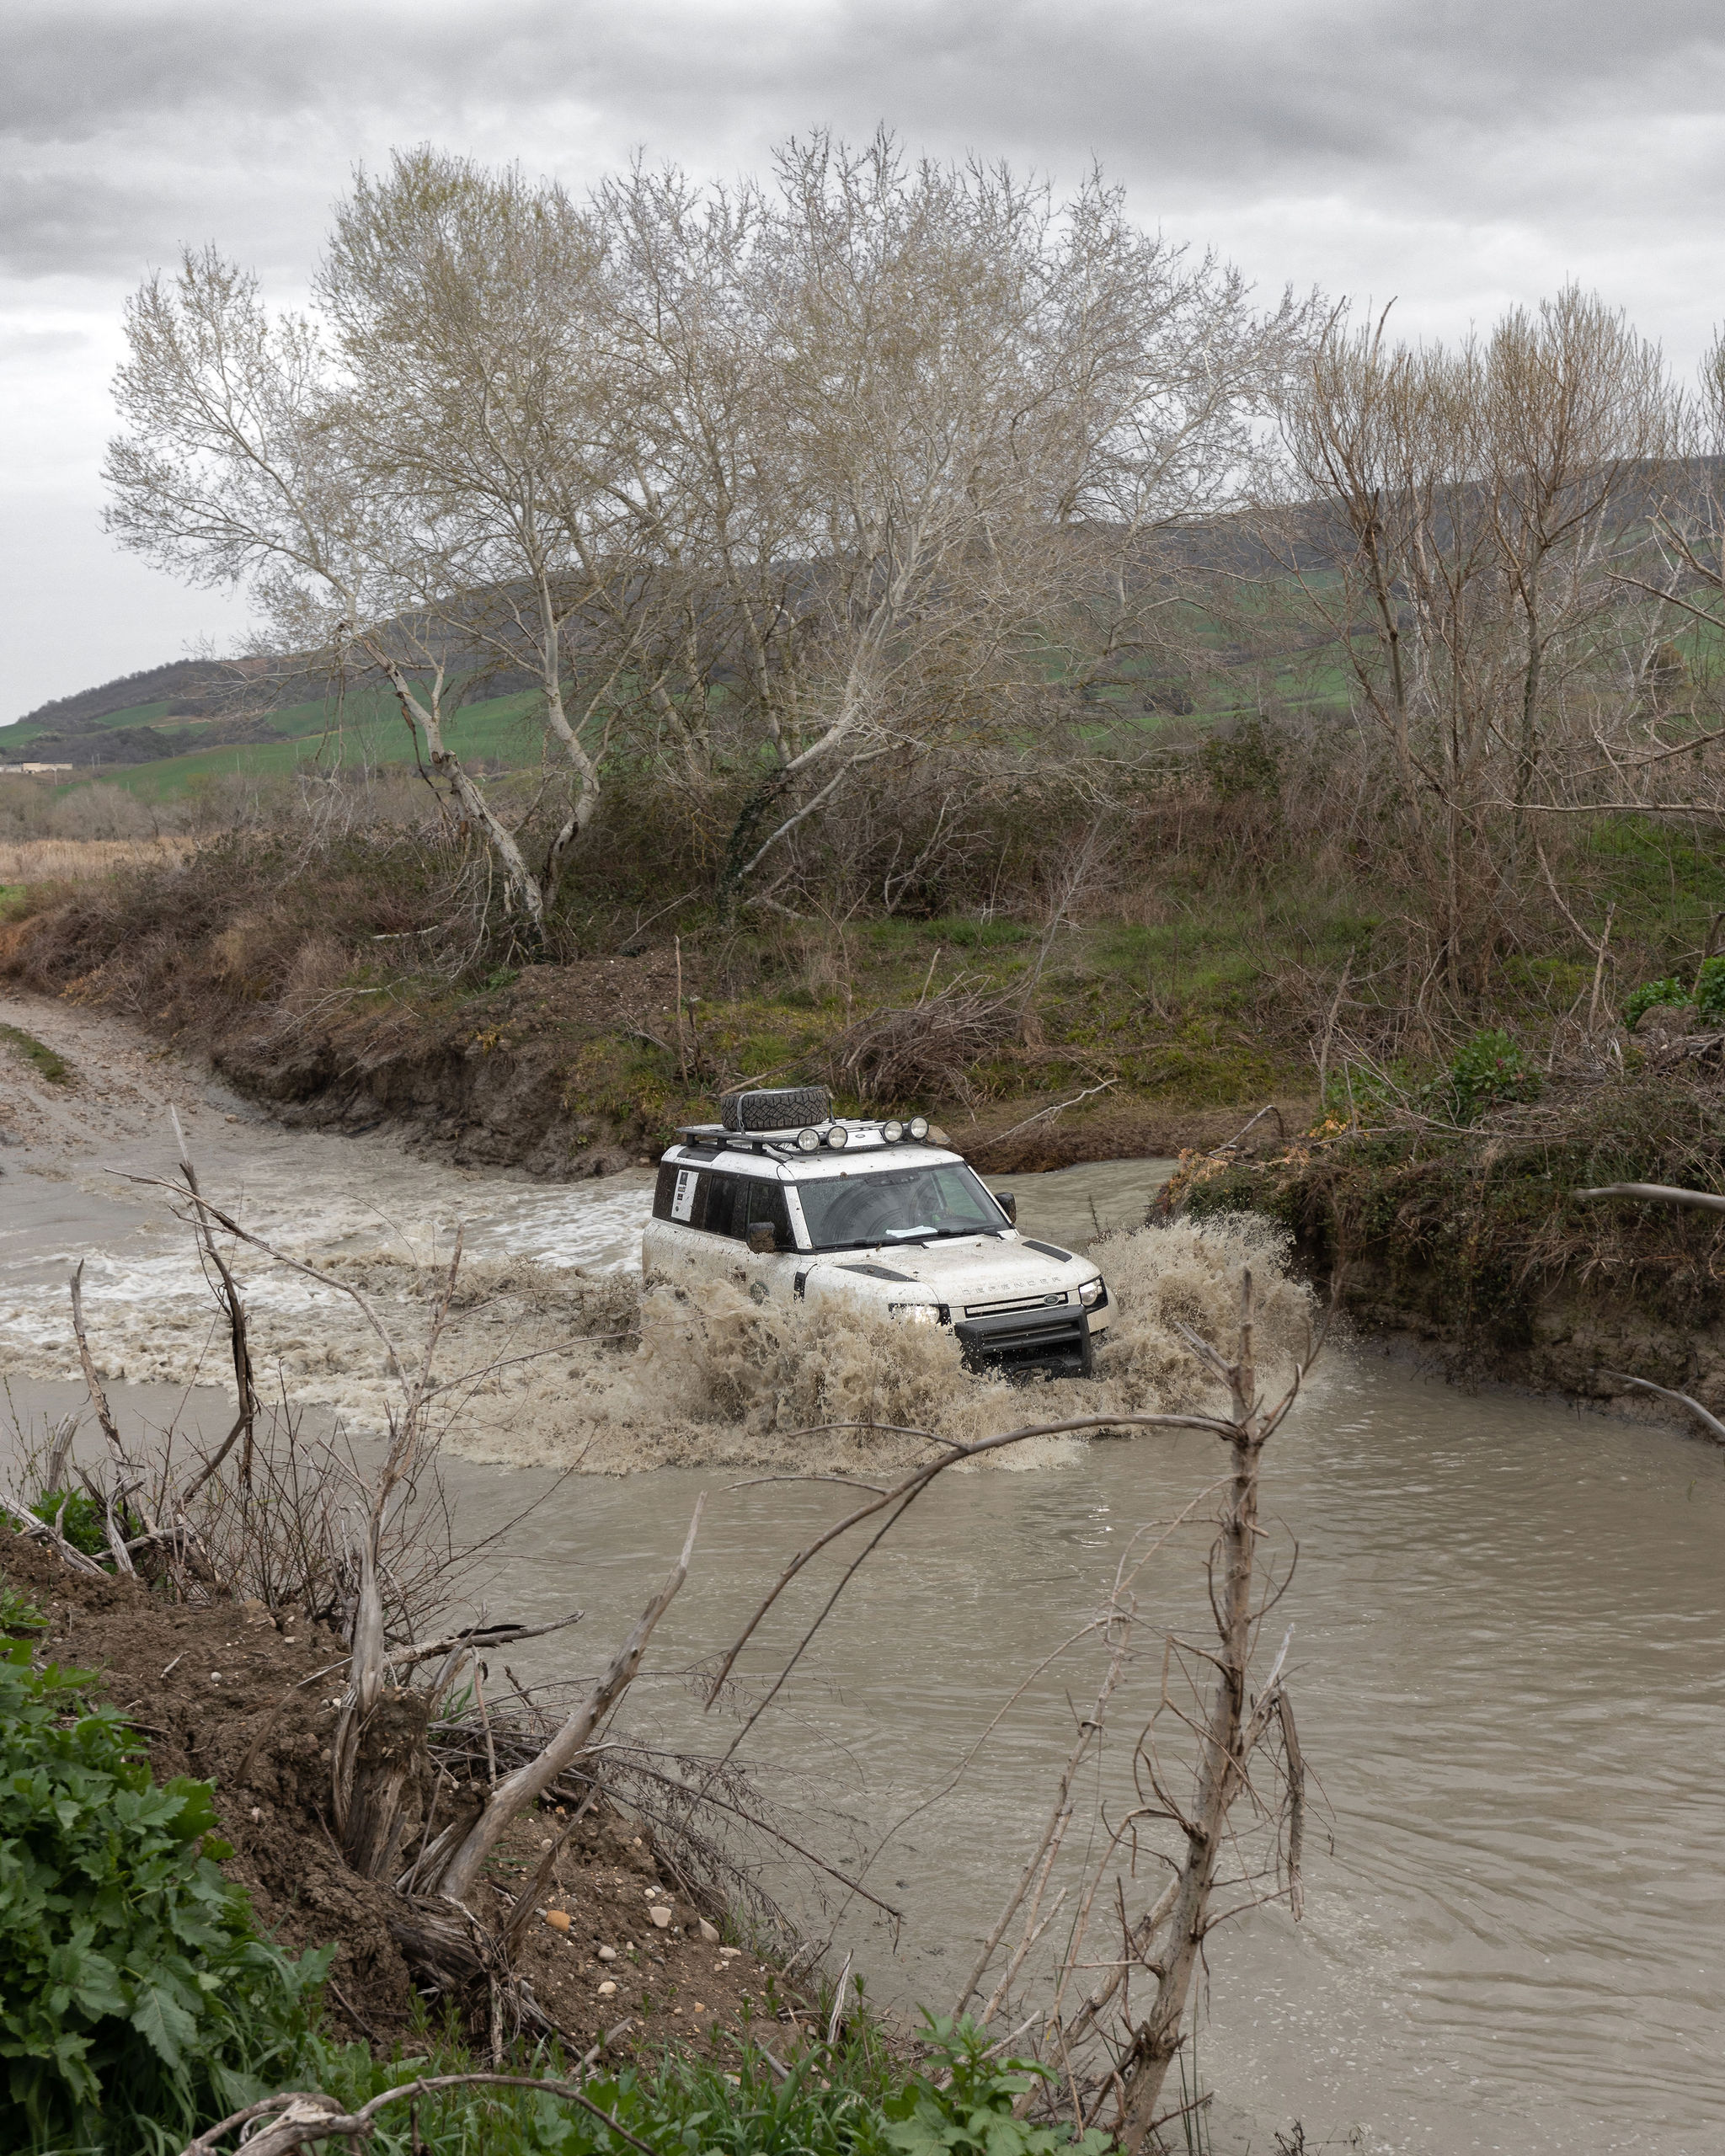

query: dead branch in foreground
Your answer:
[703,1267,1317,2148]
[1577,1180,1725,1214]
[176,2068,659,2156]
[1597,1369,1725,1444]
[12,1129,735,2015]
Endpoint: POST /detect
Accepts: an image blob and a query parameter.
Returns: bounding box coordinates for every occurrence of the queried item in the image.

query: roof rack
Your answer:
[674,1126,799,1155]
[672,1113,936,1156]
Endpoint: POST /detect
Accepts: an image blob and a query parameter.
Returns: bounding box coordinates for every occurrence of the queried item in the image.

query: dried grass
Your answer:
[0,835,195,883]
[825,982,1023,1106]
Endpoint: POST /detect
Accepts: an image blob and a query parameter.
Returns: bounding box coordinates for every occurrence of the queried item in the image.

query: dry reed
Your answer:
[0,835,195,883]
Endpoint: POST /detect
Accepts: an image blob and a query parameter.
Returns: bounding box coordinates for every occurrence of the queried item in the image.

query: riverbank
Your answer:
[0,836,1319,1175]
[0,1527,782,2068]
[1,1529,1052,2156]
[1178,1056,1725,1423]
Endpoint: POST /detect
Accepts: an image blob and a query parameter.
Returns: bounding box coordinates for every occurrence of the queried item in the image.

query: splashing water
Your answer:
[2,1199,1310,1474]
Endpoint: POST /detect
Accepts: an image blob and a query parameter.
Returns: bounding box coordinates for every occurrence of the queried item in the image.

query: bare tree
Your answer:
[1265,290,1669,1006]
[318,150,681,905]
[1562,324,1725,826]
[104,247,549,924]
[105,135,1300,926]
[601,132,1300,894]
[1484,291,1669,836]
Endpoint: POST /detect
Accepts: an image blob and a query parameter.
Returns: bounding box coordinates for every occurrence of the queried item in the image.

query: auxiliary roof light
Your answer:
[825,1124,850,1149]
[881,1118,905,1142]
[908,1116,929,1140]
[795,1128,821,1152]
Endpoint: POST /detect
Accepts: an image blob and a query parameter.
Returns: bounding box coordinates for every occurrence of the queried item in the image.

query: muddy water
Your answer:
[433,1349,1725,2156]
[3,1125,1723,2153]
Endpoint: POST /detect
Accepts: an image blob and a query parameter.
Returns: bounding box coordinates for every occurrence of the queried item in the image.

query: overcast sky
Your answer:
[6,0,1725,719]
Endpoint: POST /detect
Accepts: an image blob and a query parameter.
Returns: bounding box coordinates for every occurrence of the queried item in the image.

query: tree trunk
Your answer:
[1114,1278,1264,2152]
[343,1689,434,1882]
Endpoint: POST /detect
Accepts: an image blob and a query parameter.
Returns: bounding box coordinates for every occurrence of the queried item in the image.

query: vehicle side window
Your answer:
[666,1171,791,1241]
[743,1179,792,1246]
[702,1171,739,1238]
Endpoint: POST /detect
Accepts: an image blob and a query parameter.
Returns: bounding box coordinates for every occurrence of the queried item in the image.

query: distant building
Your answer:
[0,762,75,775]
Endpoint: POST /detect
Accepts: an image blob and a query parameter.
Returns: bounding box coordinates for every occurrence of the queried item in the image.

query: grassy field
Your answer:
[0,686,545,799]
[0,697,183,756]
[109,692,542,801]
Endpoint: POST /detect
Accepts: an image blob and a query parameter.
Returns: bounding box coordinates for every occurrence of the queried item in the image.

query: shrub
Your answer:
[1624,976,1691,1029]
[21,1487,120,1559]
[884,2017,1110,2156]
[1201,714,1283,803]
[1694,955,1725,1022]
[1429,1029,1541,1125]
[0,1642,328,2151]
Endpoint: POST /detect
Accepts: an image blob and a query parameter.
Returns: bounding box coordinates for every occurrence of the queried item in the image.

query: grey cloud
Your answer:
[5,0,1724,712]
[13,3,1725,184]
[4,1,1723,304]
[0,155,323,282]
[0,169,158,277]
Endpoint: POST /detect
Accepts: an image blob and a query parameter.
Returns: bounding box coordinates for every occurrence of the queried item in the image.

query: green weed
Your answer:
[0,1023,72,1086]
[884,2015,1109,2156]
[0,1585,45,1636]
[201,2009,1103,2156]
[1624,976,1690,1028]
[1695,955,1725,1021]
[1429,1029,1542,1125]
[18,1487,131,1560]
[0,1644,328,2152]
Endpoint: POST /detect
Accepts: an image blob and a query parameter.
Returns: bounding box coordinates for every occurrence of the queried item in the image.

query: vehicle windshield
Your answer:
[796,1162,1006,1250]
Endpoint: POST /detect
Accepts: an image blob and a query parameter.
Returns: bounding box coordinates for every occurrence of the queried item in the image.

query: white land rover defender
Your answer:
[642,1086,1111,1379]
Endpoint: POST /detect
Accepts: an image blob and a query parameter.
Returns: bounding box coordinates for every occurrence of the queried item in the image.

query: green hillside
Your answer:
[2,687,542,798]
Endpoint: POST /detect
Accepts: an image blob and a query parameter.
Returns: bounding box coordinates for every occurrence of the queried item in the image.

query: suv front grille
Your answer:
[964,1290,1069,1318]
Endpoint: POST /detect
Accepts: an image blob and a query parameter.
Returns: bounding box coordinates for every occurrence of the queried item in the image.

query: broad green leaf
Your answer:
[129,1981,198,2069]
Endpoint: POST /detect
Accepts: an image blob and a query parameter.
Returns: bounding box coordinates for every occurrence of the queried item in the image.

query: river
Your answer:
[1,1013,1721,2153]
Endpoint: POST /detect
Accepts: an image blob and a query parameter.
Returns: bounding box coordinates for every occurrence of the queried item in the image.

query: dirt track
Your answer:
[0,981,264,1165]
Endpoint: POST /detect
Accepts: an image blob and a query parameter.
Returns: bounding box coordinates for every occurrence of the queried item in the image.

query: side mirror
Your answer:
[745,1223,779,1255]
[995,1191,1017,1225]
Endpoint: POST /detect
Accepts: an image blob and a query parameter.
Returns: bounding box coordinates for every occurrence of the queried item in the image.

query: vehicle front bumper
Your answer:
[952,1304,1097,1379]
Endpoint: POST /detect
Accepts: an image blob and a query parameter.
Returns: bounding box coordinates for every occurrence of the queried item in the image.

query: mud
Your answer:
[1317,1246,1725,1415]
[209,956,690,1181]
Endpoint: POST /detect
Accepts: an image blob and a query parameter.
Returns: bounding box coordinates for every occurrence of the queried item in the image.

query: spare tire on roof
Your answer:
[721,1085,831,1133]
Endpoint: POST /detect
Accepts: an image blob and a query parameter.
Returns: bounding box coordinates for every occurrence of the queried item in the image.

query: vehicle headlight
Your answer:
[795,1128,821,1152]
[908,1115,929,1139]
[881,1118,904,1142]
[1079,1278,1107,1309]
[825,1125,849,1149]
[889,1302,939,1324]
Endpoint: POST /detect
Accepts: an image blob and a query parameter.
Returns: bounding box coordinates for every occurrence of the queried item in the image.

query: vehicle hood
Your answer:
[803,1233,1097,1311]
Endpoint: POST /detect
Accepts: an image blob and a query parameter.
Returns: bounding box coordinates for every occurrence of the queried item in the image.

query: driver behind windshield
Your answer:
[797,1164,1005,1250]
